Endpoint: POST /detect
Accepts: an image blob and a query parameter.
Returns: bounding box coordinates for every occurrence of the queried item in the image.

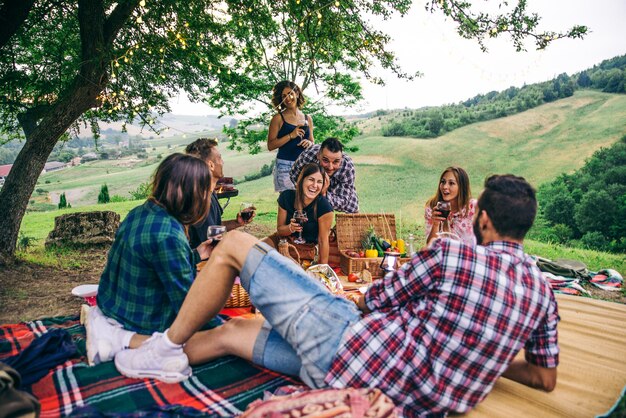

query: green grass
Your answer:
[18,90,626,275]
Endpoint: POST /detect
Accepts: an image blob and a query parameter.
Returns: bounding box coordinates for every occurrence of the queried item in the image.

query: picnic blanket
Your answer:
[2,295,625,417]
[0,315,298,417]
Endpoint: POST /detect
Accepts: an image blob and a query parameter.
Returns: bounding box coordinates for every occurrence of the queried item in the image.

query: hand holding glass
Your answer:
[239,203,256,223]
[435,201,451,232]
[207,225,226,245]
[292,210,308,244]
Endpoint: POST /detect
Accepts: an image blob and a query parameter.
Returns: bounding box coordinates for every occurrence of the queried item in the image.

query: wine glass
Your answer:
[239,202,256,223]
[207,225,226,245]
[435,201,451,233]
[292,210,308,244]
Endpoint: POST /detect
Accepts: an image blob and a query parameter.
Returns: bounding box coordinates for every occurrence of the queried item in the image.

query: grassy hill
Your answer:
[20,90,626,274]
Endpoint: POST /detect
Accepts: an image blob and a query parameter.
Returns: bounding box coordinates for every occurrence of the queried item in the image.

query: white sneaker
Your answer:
[114,332,191,383]
[81,304,129,366]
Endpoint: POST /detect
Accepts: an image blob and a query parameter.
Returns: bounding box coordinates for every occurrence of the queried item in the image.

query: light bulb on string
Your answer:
[136,16,143,24]
[139,0,145,6]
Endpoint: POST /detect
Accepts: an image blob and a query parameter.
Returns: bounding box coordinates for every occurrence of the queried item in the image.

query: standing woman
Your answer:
[264,163,333,264]
[424,166,477,246]
[267,80,314,192]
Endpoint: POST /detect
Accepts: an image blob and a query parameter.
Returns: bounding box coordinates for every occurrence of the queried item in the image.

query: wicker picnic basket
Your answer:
[225,282,251,308]
[336,213,410,278]
[199,260,251,308]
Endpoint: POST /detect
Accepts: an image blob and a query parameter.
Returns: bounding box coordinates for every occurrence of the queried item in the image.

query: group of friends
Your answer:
[84,81,559,417]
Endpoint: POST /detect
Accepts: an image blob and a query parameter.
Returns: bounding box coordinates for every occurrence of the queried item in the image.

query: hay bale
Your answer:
[45,211,120,248]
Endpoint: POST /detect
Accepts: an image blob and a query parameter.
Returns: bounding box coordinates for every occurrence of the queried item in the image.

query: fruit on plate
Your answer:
[347,273,360,282]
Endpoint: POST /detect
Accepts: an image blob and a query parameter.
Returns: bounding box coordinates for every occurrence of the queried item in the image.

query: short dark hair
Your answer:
[185,138,218,162]
[320,137,343,153]
[478,174,537,240]
[149,153,212,226]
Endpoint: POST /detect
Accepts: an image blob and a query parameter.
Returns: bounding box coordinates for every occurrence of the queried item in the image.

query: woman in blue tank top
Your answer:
[267,81,315,192]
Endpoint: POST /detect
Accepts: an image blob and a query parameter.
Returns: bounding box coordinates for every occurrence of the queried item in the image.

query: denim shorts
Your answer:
[273,158,295,192]
[239,243,361,388]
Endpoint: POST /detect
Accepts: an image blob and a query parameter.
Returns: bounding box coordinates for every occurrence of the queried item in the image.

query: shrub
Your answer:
[16,232,37,252]
[129,182,151,200]
[98,184,110,204]
[58,192,68,209]
[581,231,608,251]
[110,195,128,203]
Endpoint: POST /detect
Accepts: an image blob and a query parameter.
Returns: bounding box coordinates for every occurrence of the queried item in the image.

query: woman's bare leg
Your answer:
[166,230,260,345]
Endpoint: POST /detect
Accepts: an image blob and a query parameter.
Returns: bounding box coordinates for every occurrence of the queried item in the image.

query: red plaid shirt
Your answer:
[325,240,559,417]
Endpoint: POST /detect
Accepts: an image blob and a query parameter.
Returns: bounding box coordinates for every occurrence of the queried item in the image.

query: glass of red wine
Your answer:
[435,201,451,233]
[239,203,256,223]
[207,225,226,245]
[292,210,308,244]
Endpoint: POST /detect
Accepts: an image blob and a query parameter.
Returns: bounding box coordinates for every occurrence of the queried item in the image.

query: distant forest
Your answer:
[381,54,626,138]
[532,134,626,253]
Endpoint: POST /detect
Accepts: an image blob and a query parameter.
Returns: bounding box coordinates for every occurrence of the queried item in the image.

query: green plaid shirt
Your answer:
[97,200,200,334]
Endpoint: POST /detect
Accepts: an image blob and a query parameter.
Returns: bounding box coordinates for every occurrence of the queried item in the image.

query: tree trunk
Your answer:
[0,81,101,265]
[0,0,137,265]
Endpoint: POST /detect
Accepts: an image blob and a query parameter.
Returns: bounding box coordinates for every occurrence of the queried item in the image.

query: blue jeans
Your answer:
[273,158,295,192]
[239,243,361,388]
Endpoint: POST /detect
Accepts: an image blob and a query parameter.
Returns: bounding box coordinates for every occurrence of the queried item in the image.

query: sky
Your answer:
[169,0,626,116]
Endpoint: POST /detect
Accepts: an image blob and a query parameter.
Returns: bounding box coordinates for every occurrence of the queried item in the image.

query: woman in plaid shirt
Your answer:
[83,153,218,366]
[105,174,558,417]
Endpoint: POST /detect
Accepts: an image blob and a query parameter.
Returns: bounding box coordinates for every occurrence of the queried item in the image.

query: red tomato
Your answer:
[358,251,365,258]
[347,273,359,282]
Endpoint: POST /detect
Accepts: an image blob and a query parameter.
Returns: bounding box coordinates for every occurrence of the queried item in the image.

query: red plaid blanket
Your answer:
[0,315,298,417]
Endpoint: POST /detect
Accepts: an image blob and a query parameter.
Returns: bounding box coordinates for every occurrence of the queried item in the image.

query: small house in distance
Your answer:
[42,161,67,173]
[0,164,12,186]
[81,152,98,163]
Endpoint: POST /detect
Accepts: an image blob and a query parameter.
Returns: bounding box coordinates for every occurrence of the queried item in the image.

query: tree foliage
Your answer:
[536,135,626,253]
[0,0,587,262]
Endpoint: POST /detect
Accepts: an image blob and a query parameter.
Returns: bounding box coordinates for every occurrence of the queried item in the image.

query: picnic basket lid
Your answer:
[335,213,397,251]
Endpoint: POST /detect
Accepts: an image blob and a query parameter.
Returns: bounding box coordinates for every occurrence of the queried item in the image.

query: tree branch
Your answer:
[0,0,35,50]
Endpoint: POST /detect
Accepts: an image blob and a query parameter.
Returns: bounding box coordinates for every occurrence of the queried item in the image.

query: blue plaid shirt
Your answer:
[97,200,200,334]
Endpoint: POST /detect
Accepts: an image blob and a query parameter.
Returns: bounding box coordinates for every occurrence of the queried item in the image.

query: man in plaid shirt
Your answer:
[289,137,359,213]
[114,174,558,417]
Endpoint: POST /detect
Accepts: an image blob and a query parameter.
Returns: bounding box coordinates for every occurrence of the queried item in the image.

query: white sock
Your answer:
[163,329,184,350]
[120,330,135,350]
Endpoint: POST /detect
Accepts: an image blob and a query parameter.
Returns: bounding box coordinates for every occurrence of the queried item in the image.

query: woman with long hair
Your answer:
[84,153,217,366]
[267,80,315,192]
[424,166,477,245]
[264,162,333,264]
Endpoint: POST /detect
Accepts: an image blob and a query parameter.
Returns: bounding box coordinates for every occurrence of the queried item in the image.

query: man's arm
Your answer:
[222,219,242,231]
[289,146,316,184]
[502,360,557,392]
[505,289,560,391]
